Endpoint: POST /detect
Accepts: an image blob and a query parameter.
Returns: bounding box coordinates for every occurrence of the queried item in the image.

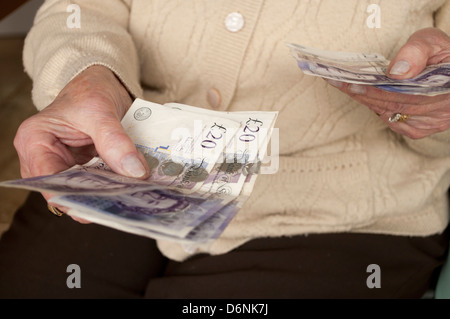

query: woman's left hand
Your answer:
[326,27,450,139]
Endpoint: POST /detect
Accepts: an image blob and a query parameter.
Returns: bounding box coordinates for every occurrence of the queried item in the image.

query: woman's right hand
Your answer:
[13,65,149,221]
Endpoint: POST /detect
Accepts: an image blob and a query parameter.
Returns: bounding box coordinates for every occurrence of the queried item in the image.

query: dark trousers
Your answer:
[0,192,448,299]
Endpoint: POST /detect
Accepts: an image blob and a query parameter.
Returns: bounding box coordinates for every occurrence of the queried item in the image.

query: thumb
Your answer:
[92,118,149,179]
[387,28,450,79]
[388,37,430,79]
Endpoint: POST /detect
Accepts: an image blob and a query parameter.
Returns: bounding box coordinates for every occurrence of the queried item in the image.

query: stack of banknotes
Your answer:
[0,99,278,246]
[287,43,450,96]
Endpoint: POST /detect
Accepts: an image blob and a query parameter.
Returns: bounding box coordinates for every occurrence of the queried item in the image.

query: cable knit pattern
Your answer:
[23,0,450,261]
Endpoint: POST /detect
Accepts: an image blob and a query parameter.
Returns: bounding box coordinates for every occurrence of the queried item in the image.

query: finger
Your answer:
[88,117,149,179]
[388,28,450,79]
[42,191,71,217]
[17,151,31,179]
[324,67,449,109]
[386,121,441,139]
[346,83,434,105]
[14,128,76,215]
[325,79,450,137]
[331,81,449,115]
[388,44,428,79]
[70,216,92,224]
[47,197,92,224]
[372,110,447,138]
[403,115,450,131]
[354,91,449,118]
[14,129,75,178]
[332,79,443,105]
[365,100,450,132]
[29,147,74,177]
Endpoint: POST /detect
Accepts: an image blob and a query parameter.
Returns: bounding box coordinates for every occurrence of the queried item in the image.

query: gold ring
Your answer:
[47,204,64,217]
[389,113,410,123]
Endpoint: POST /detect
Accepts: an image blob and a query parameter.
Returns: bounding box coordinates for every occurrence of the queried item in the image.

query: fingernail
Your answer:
[121,154,146,178]
[390,60,410,75]
[348,84,366,95]
[325,79,343,88]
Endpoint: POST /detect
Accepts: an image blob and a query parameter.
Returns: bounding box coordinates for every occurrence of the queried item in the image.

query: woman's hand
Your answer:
[326,27,450,139]
[13,65,149,221]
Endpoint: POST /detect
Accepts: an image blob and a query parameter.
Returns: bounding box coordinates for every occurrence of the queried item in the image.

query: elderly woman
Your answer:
[0,0,449,298]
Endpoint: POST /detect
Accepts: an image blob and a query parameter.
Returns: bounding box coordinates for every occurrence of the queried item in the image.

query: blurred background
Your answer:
[0,0,44,235]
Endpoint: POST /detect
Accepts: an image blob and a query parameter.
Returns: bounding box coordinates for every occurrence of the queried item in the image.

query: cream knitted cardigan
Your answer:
[24,0,450,261]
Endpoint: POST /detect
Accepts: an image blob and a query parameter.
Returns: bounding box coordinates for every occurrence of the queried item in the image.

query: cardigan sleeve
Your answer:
[402,0,450,158]
[435,0,450,34]
[23,0,143,111]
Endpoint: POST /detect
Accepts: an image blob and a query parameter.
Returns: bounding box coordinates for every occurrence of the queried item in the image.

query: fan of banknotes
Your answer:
[0,99,278,247]
[287,43,450,96]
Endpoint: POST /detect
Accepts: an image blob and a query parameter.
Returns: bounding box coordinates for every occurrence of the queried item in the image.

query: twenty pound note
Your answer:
[120,99,242,192]
[287,43,450,96]
[0,98,278,247]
